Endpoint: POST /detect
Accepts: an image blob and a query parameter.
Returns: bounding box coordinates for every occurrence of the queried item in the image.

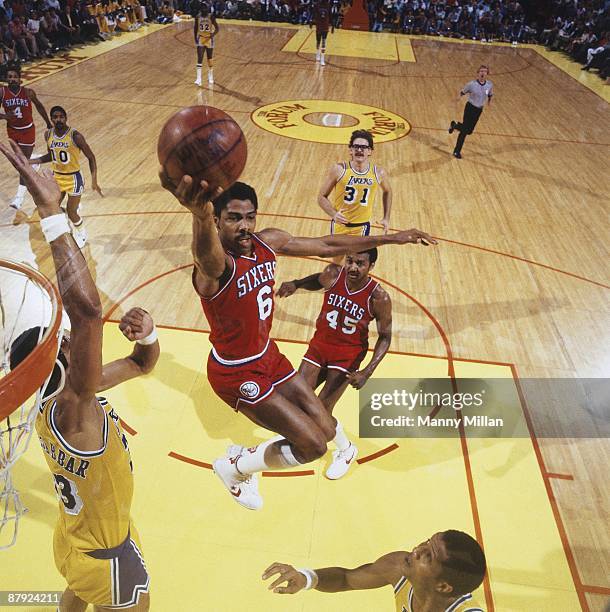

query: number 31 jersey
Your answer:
[35,396,134,551]
[312,267,378,349]
[333,161,381,225]
[199,234,277,363]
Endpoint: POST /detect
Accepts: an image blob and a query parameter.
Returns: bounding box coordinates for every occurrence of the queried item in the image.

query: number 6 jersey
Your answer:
[35,396,134,552]
[312,266,378,349]
[198,233,277,364]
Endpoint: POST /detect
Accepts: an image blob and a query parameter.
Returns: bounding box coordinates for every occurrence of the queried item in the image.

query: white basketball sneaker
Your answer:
[213,447,263,510]
[316,49,321,62]
[208,70,214,84]
[194,78,202,86]
[73,225,88,249]
[325,443,358,480]
[320,54,325,66]
[9,195,23,210]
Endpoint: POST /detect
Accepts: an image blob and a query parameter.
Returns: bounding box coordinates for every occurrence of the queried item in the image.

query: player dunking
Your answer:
[277,248,392,479]
[33,106,103,248]
[263,530,486,612]
[319,130,392,263]
[311,0,331,66]
[194,3,219,86]
[0,67,51,210]
[160,174,436,510]
[3,140,158,611]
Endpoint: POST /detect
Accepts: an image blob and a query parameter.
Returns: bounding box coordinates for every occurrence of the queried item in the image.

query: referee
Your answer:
[449,65,494,159]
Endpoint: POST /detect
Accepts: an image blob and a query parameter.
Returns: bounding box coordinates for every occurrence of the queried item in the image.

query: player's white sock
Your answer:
[316,49,320,61]
[195,64,202,85]
[236,435,300,474]
[16,185,27,198]
[333,420,350,451]
[320,52,325,66]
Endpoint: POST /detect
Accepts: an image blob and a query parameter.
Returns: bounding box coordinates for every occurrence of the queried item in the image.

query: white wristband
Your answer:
[297,568,318,591]
[40,214,71,243]
[136,327,158,345]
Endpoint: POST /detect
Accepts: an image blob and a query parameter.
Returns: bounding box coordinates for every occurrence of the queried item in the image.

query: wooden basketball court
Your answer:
[0,20,608,611]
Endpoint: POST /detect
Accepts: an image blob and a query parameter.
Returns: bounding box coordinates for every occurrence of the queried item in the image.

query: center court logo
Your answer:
[239,381,260,399]
[251,100,411,144]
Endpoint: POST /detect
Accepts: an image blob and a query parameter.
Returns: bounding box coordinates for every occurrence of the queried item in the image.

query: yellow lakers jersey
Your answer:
[47,128,81,174]
[394,576,484,612]
[333,161,381,224]
[197,16,213,44]
[35,396,134,552]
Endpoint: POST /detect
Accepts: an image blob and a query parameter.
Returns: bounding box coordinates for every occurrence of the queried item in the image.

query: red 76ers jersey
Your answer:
[1,86,34,131]
[311,267,378,349]
[199,234,277,363]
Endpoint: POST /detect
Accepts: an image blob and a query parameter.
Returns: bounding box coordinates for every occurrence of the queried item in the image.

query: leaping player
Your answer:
[160,173,436,511]
[277,248,392,479]
[194,3,219,86]
[0,66,51,210]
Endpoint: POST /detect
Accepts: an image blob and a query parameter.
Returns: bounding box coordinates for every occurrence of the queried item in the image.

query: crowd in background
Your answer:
[1,0,608,80]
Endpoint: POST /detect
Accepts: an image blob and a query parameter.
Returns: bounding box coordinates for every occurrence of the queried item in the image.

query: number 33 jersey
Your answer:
[35,396,134,551]
[333,161,381,225]
[198,234,277,363]
[312,266,378,349]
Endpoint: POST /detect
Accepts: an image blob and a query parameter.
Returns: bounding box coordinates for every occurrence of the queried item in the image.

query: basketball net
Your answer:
[0,261,63,549]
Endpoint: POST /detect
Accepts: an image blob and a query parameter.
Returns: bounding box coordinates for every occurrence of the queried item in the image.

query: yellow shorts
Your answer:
[330,220,371,236]
[53,523,149,607]
[54,171,84,197]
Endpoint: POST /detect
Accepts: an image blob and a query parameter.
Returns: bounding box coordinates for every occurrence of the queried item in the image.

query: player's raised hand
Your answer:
[277,281,297,298]
[392,228,437,246]
[0,140,61,217]
[118,307,154,342]
[158,167,223,217]
[262,563,307,594]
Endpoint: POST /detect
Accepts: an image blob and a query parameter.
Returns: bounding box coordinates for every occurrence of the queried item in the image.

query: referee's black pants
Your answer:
[454,102,483,154]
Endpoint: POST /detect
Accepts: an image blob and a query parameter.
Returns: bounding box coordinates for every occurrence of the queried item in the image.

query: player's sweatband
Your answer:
[136,327,158,345]
[40,214,71,243]
[297,568,319,590]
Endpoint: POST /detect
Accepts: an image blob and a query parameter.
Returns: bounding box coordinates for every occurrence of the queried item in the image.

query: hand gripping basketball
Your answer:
[158,169,222,217]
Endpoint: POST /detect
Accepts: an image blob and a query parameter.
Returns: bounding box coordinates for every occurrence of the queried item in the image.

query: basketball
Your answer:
[157,106,247,192]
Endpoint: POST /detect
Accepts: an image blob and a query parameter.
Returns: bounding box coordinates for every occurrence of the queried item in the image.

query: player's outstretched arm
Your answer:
[74,131,103,195]
[0,139,102,402]
[346,286,392,390]
[159,171,229,297]
[28,87,52,128]
[263,552,404,595]
[318,163,348,225]
[277,263,340,298]
[259,227,437,258]
[98,307,160,392]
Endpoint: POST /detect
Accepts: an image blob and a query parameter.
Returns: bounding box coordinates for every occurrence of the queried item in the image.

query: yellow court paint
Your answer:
[3,326,579,610]
[281,27,312,53]
[252,100,410,144]
[395,36,416,63]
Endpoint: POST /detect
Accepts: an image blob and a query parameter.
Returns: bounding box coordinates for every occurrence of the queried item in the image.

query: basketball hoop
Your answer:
[0,260,63,549]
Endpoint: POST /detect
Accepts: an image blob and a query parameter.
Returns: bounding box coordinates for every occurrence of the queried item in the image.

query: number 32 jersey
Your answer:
[312,267,378,349]
[199,234,277,363]
[35,396,134,552]
[333,161,381,225]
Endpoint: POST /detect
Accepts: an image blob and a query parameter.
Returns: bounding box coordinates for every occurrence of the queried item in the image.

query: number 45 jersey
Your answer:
[313,266,378,350]
[199,233,277,363]
[36,396,134,551]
